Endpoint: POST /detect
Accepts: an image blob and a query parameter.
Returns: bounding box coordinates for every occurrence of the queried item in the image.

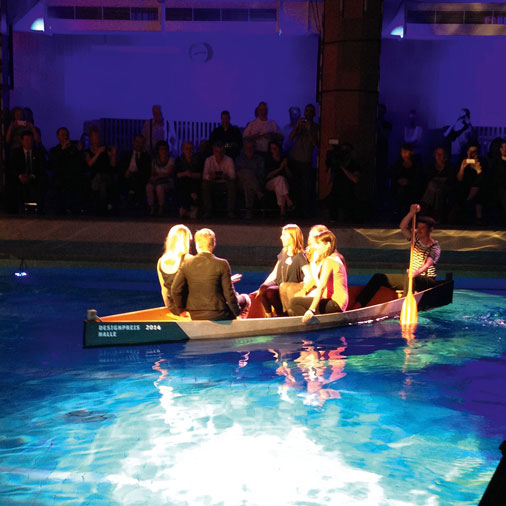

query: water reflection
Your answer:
[271,337,348,406]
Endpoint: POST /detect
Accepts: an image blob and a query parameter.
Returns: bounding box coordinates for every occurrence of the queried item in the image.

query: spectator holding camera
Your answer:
[444,108,476,163]
[450,142,486,224]
[288,104,319,217]
[326,142,361,222]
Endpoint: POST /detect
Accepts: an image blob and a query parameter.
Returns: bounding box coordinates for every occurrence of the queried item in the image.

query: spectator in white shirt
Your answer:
[243,101,283,156]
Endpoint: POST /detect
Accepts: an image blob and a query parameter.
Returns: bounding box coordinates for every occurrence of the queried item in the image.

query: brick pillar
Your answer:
[0,1,4,192]
[319,0,382,203]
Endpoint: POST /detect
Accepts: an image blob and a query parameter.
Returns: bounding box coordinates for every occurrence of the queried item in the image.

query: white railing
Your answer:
[96,118,220,155]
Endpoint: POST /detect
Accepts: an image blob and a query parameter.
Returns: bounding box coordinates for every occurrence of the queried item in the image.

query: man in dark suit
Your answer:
[118,134,151,212]
[8,131,47,212]
[171,228,241,321]
[48,126,85,214]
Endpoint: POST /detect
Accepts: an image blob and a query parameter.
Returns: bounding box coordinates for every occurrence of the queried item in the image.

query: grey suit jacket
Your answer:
[171,252,240,320]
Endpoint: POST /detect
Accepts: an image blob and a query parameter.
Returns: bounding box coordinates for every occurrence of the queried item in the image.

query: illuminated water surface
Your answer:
[0,267,504,505]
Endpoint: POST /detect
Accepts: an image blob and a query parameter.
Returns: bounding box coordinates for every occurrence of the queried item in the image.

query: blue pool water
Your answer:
[0,266,505,505]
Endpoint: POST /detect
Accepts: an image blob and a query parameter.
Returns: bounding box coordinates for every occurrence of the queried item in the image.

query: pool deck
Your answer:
[1,215,506,276]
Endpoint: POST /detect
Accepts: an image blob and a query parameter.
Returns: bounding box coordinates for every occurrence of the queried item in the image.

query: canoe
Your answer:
[83,274,454,348]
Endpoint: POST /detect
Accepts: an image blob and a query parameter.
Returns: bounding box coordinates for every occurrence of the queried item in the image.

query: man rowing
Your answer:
[353,204,441,308]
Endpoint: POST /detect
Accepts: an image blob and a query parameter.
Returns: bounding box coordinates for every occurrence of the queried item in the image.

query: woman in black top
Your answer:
[257,224,308,317]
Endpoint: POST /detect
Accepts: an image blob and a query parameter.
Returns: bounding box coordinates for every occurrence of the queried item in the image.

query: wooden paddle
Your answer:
[400,213,418,326]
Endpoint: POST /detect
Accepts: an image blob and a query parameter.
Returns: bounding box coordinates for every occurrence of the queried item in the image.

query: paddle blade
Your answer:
[401,323,417,341]
[400,291,418,325]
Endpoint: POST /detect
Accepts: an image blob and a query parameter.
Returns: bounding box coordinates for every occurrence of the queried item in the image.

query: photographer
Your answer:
[450,142,486,224]
[326,141,361,222]
[444,108,476,163]
[288,104,319,217]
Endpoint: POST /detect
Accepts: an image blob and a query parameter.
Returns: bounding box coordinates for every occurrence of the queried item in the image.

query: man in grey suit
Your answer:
[171,228,241,321]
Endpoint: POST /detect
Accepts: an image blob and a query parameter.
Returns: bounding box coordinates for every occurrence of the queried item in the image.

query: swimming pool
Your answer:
[1,266,505,505]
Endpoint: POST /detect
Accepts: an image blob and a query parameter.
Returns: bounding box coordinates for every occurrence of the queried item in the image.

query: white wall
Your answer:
[11,31,319,144]
[379,36,506,158]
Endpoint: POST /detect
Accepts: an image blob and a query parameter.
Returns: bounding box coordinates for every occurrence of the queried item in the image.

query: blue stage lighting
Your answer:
[390,26,404,38]
[31,18,45,32]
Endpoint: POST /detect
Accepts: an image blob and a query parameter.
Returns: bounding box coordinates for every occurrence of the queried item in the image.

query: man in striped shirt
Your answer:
[353,204,440,309]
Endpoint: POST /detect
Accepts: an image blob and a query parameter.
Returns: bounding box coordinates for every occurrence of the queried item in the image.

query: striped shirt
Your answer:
[411,234,440,278]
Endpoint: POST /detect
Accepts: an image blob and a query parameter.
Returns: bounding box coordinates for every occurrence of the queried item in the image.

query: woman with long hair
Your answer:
[157,224,192,316]
[279,224,328,312]
[290,229,348,322]
[257,224,308,317]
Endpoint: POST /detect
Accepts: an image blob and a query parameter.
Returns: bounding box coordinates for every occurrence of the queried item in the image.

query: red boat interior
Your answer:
[99,286,399,323]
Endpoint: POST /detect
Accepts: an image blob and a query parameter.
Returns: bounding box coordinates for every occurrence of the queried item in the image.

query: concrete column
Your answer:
[319,0,383,203]
[0,2,4,191]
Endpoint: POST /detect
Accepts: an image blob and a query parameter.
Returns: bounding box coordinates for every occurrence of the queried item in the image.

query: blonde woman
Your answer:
[290,229,348,322]
[157,224,192,315]
[258,224,308,317]
[301,224,329,295]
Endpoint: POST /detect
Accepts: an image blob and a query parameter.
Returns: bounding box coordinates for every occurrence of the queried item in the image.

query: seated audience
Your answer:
[209,110,243,160]
[146,140,175,216]
[201,142,236,218]
[243,101,283,156]
[8,131,48,213]
[157,224,192,318]
[258,224,308,317]
[235,140,265,220]
[353,204,440,309]
[449,142,486,224]
[420,146,454,223]
[85,126,117,215]
[291,229,348,321]
[288,104,319,217]
[49,127,85,214]
[175,141,202,219]
[119,134,151,212]
[171,228,243,321]
[265,141,294,217]
[390,143,423,219]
